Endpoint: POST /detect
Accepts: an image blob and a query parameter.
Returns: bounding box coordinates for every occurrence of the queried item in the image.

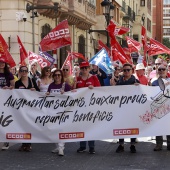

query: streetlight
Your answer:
[26,2,59,52]
[89,0,114,47]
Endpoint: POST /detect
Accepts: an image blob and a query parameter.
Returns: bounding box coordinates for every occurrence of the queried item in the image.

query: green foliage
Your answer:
[163,38,170,48]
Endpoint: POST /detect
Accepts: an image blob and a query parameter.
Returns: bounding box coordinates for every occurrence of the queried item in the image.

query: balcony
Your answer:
[122,5,135,22]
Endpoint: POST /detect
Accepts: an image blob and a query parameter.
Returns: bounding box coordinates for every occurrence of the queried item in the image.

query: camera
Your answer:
[22,13,27,22]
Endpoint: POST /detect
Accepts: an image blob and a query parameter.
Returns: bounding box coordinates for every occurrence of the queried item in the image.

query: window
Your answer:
[147,18,151,32]
[78,35,85,62]
[78,0,82,3]
[140,0,145,6]
[41,24,52,39]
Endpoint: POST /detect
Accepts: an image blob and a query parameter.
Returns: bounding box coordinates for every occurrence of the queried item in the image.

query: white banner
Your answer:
[1,85,170,143]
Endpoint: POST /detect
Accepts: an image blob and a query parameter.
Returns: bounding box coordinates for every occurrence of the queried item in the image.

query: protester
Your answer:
[145,66,153,81]
[9,66,18,82]
[15,66,40,152]
[62,65,74,88]
[90,64,106,86]
[134,63,148,85]
[167,63,170,78]
[110,63,140,153]
[75,61,100,154]
[37,66,52,92]
[29,60,41,81]
[47,69,71,156]
[0,58,15,151]
[72,65,80,78]
[151,64,170,151]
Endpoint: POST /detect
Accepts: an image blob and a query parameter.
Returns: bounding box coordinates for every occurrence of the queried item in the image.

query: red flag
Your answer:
[17,36,28,66]
[141,26,148,64]
[148,38,170,56]
[111,38,132,64]
[67,51,85,60]
[40,20,71,51]
[61,54,72,75]
[28,51,51,68]
[0,34,16,67]
[98,40,111,56]
[107,20,130,39]
[122,47,133,62]
[126,36,142,53]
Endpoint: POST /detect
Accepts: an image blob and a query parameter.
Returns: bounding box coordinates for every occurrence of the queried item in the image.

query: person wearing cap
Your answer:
[90,64,107,86]
[134,63,148,85]
[75,61,100,154]
[0,58,15,151]
[29,60,41,82]
[151,64,170,151]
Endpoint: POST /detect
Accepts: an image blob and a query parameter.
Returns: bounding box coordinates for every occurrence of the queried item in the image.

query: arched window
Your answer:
[78,35,85,61]
[41,24,52,39]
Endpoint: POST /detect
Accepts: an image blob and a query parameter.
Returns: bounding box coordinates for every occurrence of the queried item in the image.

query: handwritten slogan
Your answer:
[1,85,170,143]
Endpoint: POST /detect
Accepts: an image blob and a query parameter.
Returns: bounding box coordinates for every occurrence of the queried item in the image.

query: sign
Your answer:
[1,85,170,143]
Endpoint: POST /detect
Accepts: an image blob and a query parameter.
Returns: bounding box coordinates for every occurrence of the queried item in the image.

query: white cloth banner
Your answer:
[0,85,170,143]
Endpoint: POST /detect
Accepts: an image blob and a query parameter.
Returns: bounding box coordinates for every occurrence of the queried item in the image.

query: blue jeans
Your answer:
[80,141,95,148]
[119,138,136,145]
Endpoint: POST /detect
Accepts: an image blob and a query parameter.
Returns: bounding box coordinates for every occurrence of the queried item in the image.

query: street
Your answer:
[0,138,170,170]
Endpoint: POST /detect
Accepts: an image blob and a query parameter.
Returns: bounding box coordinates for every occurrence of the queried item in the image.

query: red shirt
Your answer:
[134,74,148,85]
[76,75,101,88]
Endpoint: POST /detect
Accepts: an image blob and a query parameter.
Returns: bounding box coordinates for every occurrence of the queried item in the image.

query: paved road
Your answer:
[0,138,170,170]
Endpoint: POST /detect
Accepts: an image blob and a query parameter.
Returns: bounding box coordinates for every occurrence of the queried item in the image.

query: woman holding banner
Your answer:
[37,66,52,92]
[110,63,140,153]
[74,61,100,154]
[47,69,71,156]
[0,58,15,151]
[15,66,40,152]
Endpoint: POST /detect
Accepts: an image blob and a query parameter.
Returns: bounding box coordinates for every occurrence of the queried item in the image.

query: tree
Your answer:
[163,38,170,48]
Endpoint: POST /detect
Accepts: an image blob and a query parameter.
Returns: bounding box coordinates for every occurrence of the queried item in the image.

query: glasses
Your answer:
[46,70,51,73]
[123,69,131,72]
[158,68,166,71]
[63,69,69,72]
[155,63,161,65]
[81,67,88,70]
[54,74,61,77]
[31,64,36,67]
[20,70,28,73]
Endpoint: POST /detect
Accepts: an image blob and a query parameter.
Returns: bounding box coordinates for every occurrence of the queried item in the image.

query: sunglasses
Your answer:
[155,63,161,65]
[46,70,51,72]
[158,68,166,71]
[63,69,68,71]
[54,74,61,77]
[123,69,131,72]
[81,67,88,70]
[20,70,28,73]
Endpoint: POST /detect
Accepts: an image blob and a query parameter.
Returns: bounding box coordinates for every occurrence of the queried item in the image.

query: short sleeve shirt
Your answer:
[0,73,14,87]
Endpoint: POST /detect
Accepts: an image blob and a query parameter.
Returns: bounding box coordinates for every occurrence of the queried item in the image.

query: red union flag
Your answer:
[126,36,142,53]
[61,53,72,75]
[68,51,85,61]
[148,38,170,56]
[111,38,132,64]
[0,34,16,67]
[40,20,71,51]
[107,20,129,39]
[17,36,28,65]
[28,51,51,68]
[98,40,111,56]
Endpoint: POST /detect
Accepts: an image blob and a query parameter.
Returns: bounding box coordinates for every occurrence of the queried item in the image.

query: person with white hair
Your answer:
[28,60,41,81]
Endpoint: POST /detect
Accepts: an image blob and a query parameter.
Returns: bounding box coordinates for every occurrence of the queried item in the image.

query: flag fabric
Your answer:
[122,47,132,62]
[98,40,111,56]
[89,48,114,74]
[126,36,142,53]
[17,35,28,65]
[28,51,51,68]
[111,38,132,64]
[40,20,71,52]
[141,26,148,64]
[107,20,130,39]
[67,51,85,60]
[147,38,170,56]
[61,54,72,75]
[0,34,16,67]
[39,50,55,66]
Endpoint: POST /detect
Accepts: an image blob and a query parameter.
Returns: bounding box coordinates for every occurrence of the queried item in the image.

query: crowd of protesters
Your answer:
[1,56,170,156]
